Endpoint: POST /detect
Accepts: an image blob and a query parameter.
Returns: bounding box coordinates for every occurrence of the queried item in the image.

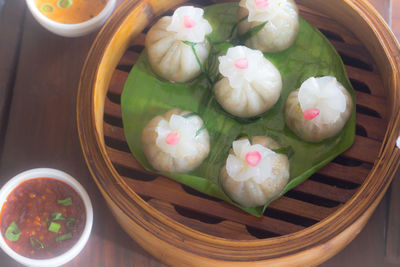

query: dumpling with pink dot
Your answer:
[237,0,299,53]
[285,76,353,142]
[145,6,212,82]
[141,109,210,173]
[213,46,282,118]
[220,136,290,207]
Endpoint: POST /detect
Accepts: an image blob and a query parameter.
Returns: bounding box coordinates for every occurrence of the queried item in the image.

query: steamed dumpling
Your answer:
[213,46,282,118]
[145,6,212,82]
[285,76,353,142]
[237,0,299,53]
[221,136,290,207]
[141,109,210,173]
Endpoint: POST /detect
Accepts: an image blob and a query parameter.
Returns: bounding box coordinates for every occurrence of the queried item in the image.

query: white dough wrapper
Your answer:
[285,76,353,142]
[141,109,210,173]
[214,46,282,118]
[145,6,212,82]
[221,136,290,208]
[237,0,299,53]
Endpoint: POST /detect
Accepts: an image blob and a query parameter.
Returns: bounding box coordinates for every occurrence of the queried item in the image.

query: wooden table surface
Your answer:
[0,0,399,266]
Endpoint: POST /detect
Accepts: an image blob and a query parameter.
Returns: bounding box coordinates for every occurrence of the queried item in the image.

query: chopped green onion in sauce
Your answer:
[1,178,85,258]
[57,0,73,8]
[57,197,72,206]
[48,222,61,233]
[51,212,66,221]
[40,3,54,13]
[30,237,44,249]
[66,218,76,230]
[55,233,72,242]
[5,222,21,242]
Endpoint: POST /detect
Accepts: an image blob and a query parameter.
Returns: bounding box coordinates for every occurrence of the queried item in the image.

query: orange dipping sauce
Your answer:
[35,0,108,24]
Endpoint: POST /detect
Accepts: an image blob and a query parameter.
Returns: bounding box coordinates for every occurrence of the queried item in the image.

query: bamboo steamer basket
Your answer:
[77,0,400,266]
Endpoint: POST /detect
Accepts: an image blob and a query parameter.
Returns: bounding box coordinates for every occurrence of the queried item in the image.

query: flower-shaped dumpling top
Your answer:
[214,46,282,118]
[167,6,213,43]
[221,136,290,207]
[285,76,353,142]
[226,139,276,183]
[237,0,299,52]
[145,6,212,82]
[142,109,210,173]
[219,46,265,90]
[298,76,347,125]
[156,113,205,157]
[240,0,297,22]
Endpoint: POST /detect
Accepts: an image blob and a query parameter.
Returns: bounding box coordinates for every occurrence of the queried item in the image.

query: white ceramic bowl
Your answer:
[25,0,116,37]
[0,168,93,267]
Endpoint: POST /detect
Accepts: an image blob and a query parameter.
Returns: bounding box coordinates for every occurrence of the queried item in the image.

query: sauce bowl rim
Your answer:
[0,168,93,267]
[25,0,116,37]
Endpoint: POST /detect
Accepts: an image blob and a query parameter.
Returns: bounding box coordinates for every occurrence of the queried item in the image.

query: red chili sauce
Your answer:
[0,178,85,259]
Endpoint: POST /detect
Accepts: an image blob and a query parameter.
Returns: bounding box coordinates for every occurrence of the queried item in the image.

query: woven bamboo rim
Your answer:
[77,0,400,265]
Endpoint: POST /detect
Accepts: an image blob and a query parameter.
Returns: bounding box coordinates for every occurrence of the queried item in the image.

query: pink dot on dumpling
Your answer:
[245,151,262,167]
[183,15,196,28]
[303,108,320,121]
[255,0,269,7]
[234,58,249,69]
[165,131,180,145]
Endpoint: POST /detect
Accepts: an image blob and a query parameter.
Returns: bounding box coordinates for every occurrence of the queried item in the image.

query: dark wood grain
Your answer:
[0,0,25,154]
[0,0,398,266]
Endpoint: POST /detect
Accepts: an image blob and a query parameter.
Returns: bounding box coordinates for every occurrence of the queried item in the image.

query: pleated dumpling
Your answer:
[237,0,299,53]
[213,46,282,118]
[145,6,213,82]
[285,76,353,142]
[141,109,210,173]
[221,137,290,207]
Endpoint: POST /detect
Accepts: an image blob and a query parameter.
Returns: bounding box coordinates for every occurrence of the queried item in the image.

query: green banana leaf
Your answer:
[121,2,356,217]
